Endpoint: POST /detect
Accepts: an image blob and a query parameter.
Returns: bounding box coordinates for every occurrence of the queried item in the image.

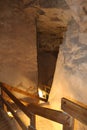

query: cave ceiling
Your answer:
[23,0,71,34]
[23,0,72,51]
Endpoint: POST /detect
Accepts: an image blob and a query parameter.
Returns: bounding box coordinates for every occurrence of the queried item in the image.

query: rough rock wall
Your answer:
[49,0,87,130]
[0,0,37,95]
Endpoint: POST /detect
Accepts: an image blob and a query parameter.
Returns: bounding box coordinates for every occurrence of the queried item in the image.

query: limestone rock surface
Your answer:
[0,0,37,95]
[49,1,87,130]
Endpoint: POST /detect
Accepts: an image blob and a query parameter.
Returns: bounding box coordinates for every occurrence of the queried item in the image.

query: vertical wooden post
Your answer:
[63,117,74,130]
[28,114,36,130]
[61,98,75,130]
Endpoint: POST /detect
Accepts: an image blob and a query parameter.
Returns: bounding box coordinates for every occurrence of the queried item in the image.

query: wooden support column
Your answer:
[28,114,36,130]
[61,98,75,130]
[63,116,74,130]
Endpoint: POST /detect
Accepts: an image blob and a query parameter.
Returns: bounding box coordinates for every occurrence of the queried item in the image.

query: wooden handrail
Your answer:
[2,82,47,102]
[2,83,38,99]
[2,83,87,130]
[61,98,87,126]
[27,103,70,125]
[0,82,71,124]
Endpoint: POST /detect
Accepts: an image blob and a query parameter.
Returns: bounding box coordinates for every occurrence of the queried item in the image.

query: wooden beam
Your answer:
[27,103,71,126]
[29,114,36,130]
[1,82,49,102]
[2,82,38,99]
[61,98,87,126]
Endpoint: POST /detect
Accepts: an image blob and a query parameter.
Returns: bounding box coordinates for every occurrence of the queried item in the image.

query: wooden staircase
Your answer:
[0,82,87,130]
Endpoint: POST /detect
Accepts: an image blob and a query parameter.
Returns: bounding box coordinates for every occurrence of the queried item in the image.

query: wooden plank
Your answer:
[61,98,87,126]
[1,82,49,102]
[2,82,48,103]
[27,103,71,126]
[2,83,38,99]
[1,96,27,130]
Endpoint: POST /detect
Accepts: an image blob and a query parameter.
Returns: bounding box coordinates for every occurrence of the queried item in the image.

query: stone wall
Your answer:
[0,0,37,95]
[49,0,87,130]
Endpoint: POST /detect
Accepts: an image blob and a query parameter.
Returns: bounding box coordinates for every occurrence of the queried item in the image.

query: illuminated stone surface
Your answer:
[0,0,37,95]
[49,0,87,130]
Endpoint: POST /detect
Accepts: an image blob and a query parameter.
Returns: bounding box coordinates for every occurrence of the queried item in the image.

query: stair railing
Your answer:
[0,82,87,130]
[0,82,73,130]
[61,98,87,130]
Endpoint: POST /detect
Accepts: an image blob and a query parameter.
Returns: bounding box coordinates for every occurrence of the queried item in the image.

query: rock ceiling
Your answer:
[23,0,72,35]
[37,8,71,34]
[23,0,72,52]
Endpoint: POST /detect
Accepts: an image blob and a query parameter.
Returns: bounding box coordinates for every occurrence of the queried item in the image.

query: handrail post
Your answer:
[28,114,36,130]
[63,116,74,130]
[61,98,87,126]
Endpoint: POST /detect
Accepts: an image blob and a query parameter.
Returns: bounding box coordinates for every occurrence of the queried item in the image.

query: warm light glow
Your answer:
[38,88,43,98]
[7,111,13,118]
